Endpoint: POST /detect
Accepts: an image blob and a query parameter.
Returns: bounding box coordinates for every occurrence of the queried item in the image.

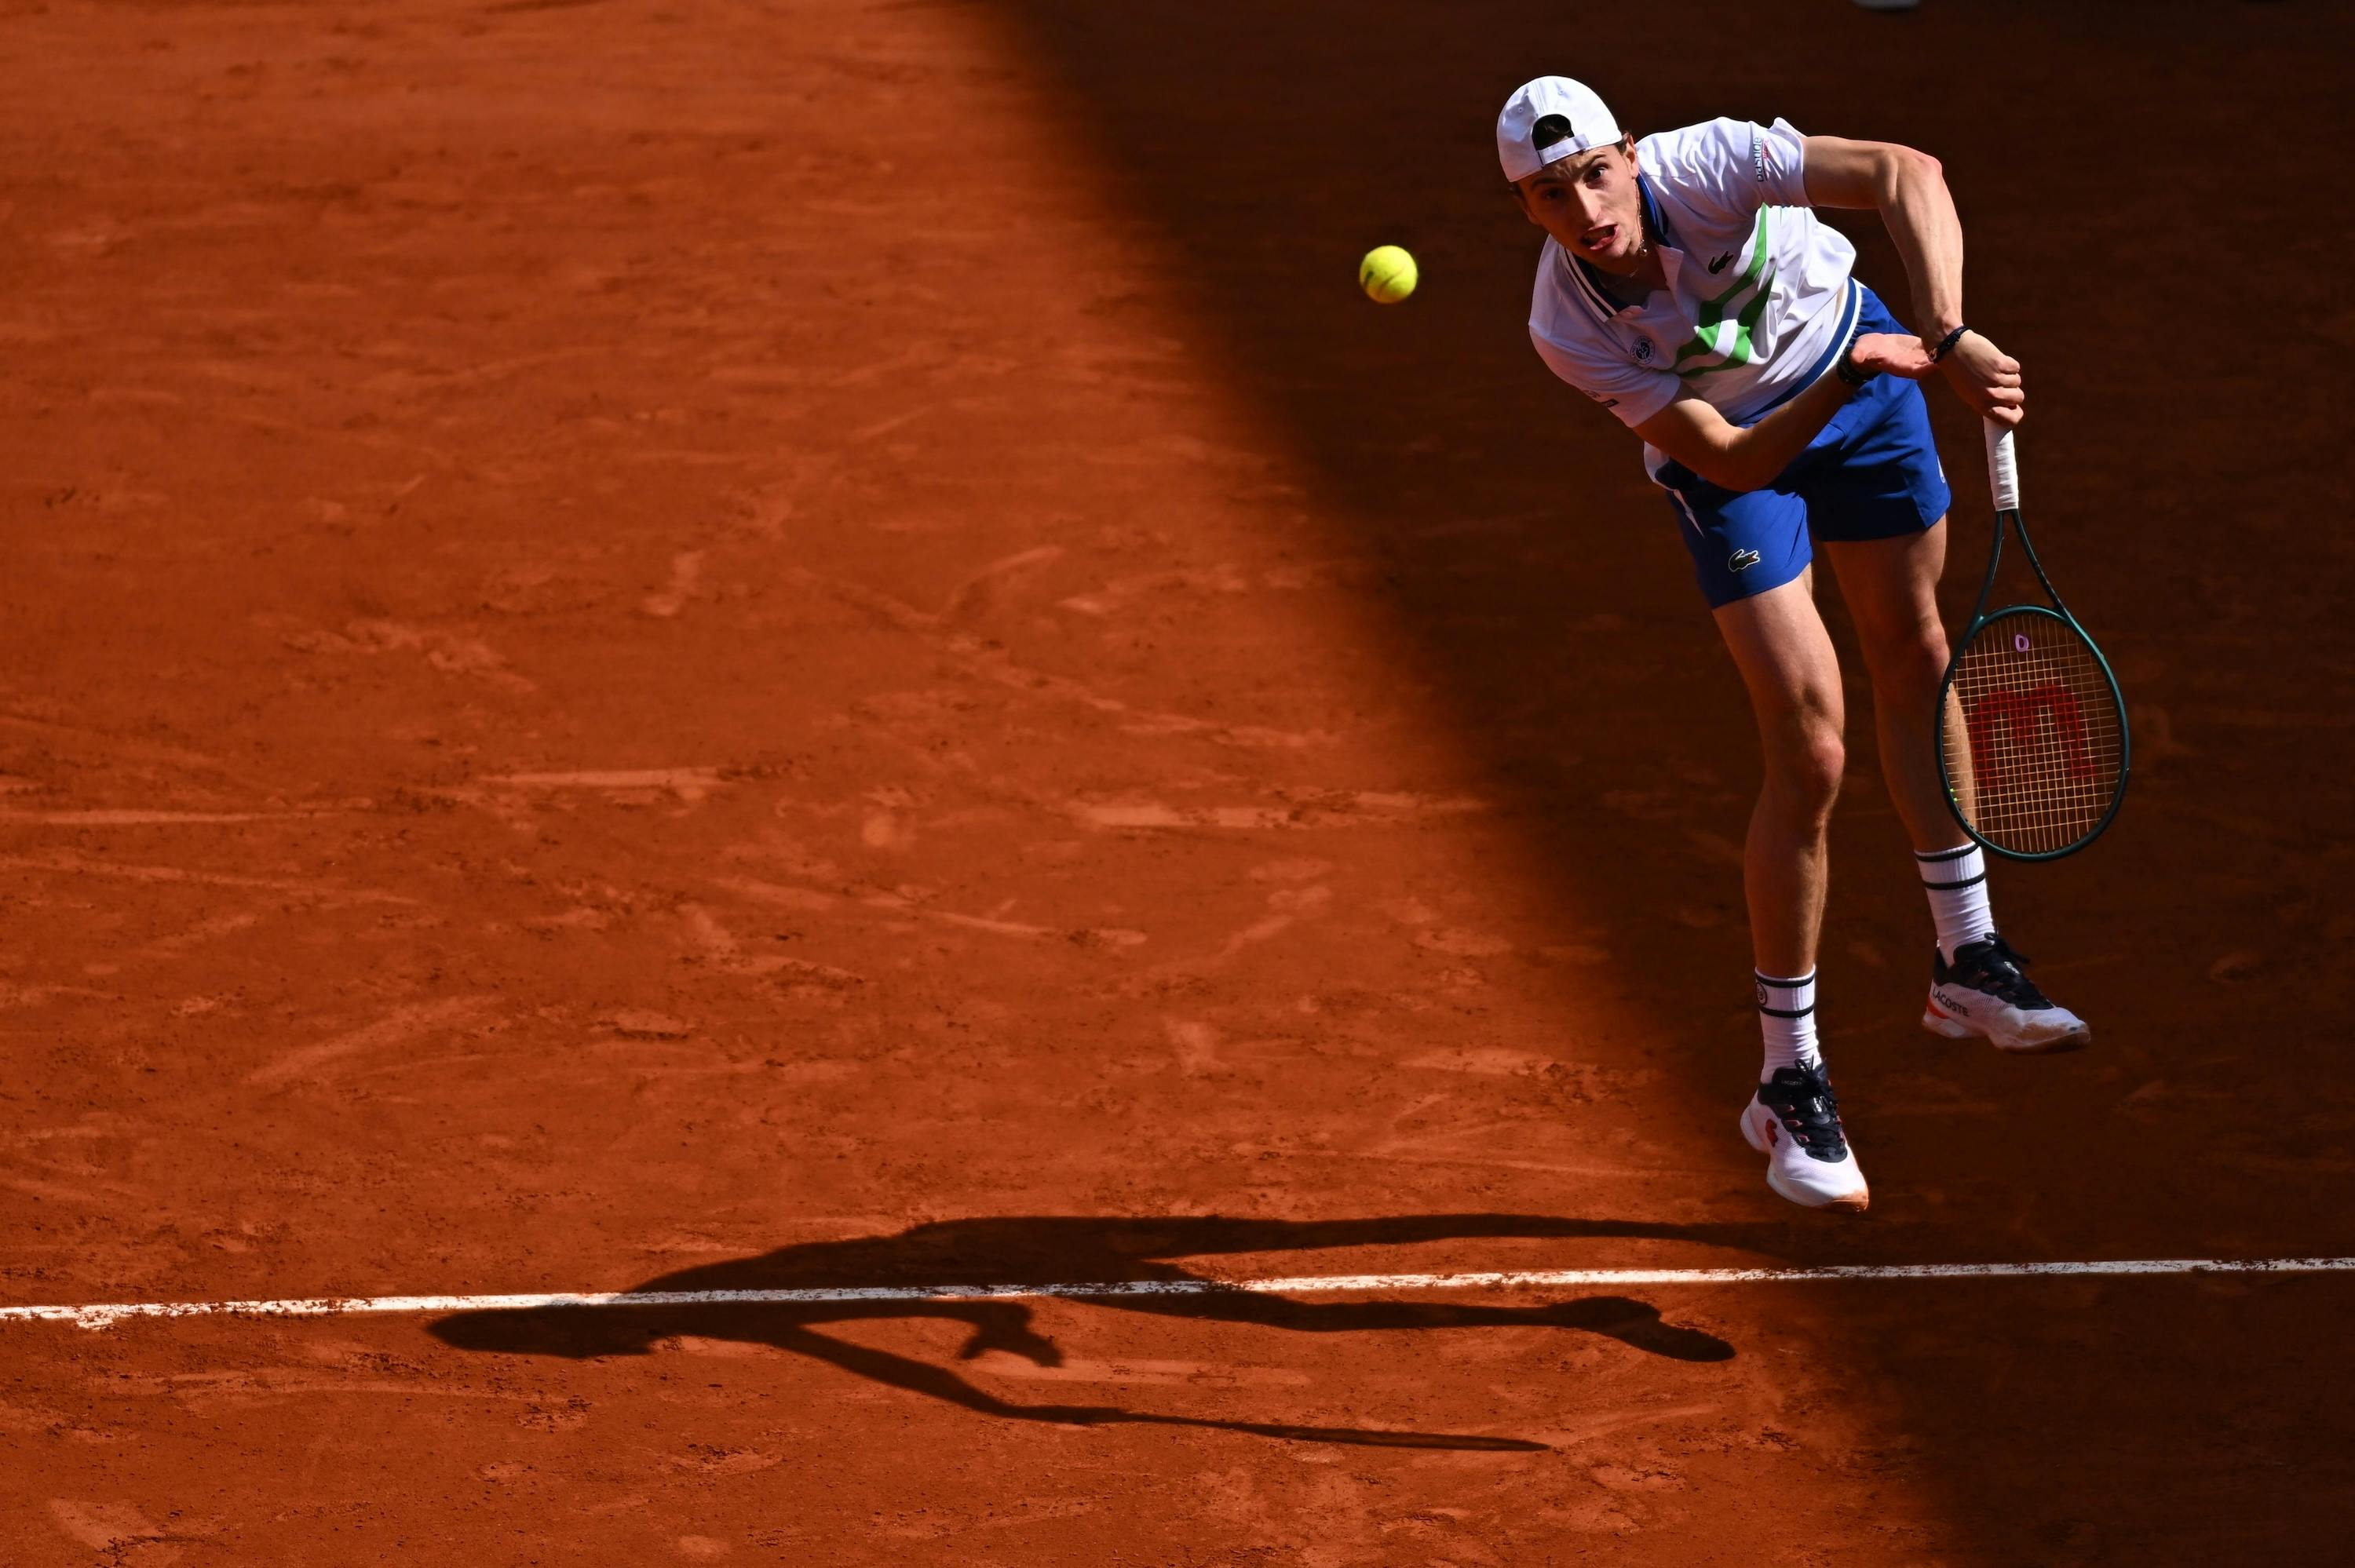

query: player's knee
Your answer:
[1869,623,1948,698]
[1765,717,1845,814]
[1908,625,1951,684]
[1795,734,1846,813]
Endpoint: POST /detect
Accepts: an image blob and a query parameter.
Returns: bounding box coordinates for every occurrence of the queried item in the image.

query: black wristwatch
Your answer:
[1834,333,1879,389]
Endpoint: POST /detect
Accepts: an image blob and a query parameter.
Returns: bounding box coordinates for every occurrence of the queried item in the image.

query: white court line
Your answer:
[5,1256,2354,1333]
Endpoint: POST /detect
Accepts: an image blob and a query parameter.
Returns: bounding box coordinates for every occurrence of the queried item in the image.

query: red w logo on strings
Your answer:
[1967,684,2094,792]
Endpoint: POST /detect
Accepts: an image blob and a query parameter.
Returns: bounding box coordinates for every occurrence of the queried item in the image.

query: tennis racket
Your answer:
[1935,422,2130,860]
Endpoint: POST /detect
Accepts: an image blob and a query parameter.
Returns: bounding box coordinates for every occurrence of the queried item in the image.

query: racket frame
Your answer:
[1934,425,2131,861]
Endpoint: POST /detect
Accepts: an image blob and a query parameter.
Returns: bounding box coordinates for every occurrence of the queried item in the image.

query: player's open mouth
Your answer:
[1580,224,1617,253]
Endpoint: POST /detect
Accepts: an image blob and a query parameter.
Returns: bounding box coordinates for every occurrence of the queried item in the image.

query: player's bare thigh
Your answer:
[1711,567,1846,749]
[1820,520,1968,851]
[1820,518,1951,676]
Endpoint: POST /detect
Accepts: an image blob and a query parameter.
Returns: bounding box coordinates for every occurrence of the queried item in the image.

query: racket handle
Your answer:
[1984,421,2021,512]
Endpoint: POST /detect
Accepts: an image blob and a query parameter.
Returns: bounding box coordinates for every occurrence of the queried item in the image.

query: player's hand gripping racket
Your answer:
[1935,423,2130,859]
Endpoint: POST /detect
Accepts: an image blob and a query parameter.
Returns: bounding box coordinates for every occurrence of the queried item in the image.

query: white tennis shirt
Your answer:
[1528,118,1859,476]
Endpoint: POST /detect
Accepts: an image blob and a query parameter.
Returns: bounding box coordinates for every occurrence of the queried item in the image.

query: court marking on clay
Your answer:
[9,1256,2353,1331]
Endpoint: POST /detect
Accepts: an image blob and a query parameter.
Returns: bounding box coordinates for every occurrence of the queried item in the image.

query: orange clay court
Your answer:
[4,2,2353,1563]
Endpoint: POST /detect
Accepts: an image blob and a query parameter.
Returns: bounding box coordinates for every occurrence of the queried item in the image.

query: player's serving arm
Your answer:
[1625,140,2021,489]
[1498,78,2086,1214]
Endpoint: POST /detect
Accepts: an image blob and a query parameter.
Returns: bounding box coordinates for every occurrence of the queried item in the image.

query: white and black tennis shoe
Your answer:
[1923,933,2089,1053]
[1740,1063,1869,1213]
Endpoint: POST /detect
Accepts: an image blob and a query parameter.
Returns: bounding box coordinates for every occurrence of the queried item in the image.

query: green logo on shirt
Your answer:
[1672,210,1774,377]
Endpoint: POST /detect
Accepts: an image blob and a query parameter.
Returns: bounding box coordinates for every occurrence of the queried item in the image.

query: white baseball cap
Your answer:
[1496,77,1623,184]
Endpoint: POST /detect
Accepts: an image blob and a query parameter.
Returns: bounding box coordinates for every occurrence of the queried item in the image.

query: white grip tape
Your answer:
[1984,422,2021,512]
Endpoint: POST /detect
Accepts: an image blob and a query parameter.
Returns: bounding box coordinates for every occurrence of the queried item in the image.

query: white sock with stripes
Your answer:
[1917,844,1996,963]
[1756,970,1820,1082]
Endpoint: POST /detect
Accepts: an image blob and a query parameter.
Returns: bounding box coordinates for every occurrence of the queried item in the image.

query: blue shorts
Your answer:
[1653,283,1952,610]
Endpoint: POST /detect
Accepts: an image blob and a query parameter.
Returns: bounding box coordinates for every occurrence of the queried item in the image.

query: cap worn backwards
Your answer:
[1496,77,1623,184]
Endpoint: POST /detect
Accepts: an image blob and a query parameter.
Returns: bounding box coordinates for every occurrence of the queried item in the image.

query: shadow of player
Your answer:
[431,1212,1755,1450]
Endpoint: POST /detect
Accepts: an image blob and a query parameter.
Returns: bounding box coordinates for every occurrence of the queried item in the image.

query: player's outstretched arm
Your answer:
[1634,332,1933,494]
[1800,133,2025,428]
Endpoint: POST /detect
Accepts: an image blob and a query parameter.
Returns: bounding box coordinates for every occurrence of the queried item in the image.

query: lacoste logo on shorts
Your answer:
[1728,548,1762,572]
[1707,251,1736,274]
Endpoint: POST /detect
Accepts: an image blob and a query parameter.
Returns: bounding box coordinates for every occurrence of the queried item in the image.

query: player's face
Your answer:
[1513,142,1645,273]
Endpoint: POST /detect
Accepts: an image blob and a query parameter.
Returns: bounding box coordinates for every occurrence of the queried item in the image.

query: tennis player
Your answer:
[1498,77,2087,1212]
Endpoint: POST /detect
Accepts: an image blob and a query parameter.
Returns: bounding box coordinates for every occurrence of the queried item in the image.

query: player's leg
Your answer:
[1711,571,1847,986]
[1711,573,1866,1210]
[1820,525,1961,853]
[1806,304,2089,1052]
[1824,527,2090,1051]
[1818,524,2007,976]
[1661,475,1868,1212]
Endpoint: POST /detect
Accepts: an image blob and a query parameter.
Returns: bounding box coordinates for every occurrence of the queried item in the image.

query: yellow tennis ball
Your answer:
[1359,245,1418,304]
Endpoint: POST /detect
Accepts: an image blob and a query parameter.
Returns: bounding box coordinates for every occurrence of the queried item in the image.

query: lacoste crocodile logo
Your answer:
[1728,548,1762,572]
[1707,251,1736,274]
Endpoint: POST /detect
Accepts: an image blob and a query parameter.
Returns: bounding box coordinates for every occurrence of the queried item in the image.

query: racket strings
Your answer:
[1941,614,2124,856]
